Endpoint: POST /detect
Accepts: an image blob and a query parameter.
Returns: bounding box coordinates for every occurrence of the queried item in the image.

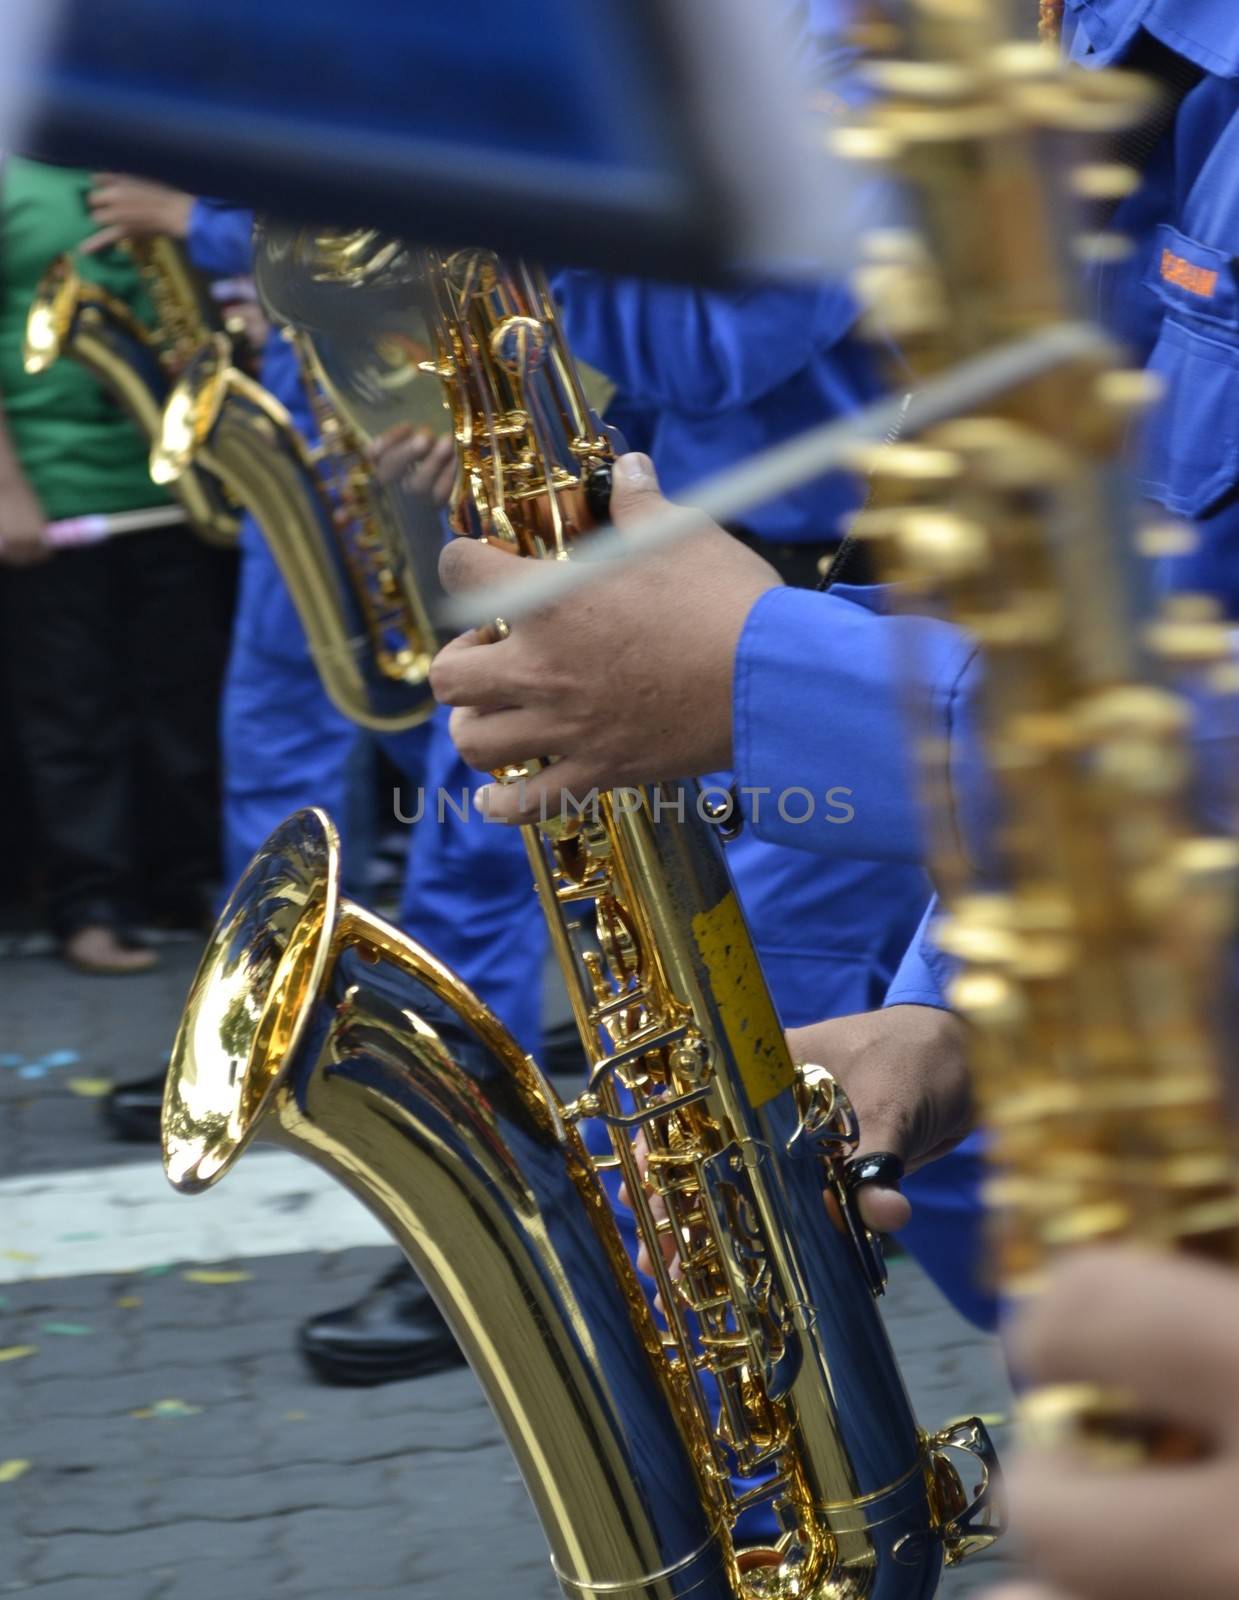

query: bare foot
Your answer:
[63,925,157,976]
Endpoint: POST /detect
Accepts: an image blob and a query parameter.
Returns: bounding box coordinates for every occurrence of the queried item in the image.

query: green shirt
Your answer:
[0,159,172,520]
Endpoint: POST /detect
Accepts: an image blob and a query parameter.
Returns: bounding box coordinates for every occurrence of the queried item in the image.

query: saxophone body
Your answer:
[152,322,438,732]
[416,248,1004,1597]
[23,237,238,547]
[845,0,1239,1406]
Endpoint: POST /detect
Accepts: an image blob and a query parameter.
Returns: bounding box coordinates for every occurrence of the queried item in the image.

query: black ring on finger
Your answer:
[843,1151,906,1193]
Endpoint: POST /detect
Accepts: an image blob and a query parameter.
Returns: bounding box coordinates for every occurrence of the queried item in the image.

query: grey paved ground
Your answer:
[1,941,1027,1598]
[0,937,206,1179]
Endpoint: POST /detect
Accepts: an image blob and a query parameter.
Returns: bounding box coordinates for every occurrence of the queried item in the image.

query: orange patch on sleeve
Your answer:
[1161,248,1219,299]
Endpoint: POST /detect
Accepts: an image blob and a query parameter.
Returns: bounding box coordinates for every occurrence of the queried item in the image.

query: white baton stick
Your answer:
[44,506,190,548]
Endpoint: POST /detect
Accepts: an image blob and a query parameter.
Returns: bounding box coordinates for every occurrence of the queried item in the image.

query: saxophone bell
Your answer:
[23,252,80,374]
[165,806,737,1600]
[151,331,231,488]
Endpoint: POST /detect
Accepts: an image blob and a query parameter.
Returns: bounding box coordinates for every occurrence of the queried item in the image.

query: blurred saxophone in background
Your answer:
[161,225,1003,1596]
[151,226,442,730]
[843,0,1239,1442]
[23,233,238,546]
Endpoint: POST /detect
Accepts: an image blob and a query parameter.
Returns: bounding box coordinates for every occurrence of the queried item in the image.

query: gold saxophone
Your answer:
[162,235,1002,1598]
[151,308,441,731]
[23,234,238,546]
[844,0,1239,1434]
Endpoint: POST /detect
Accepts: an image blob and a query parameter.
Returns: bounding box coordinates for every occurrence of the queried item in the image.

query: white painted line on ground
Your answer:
[0,1151,388,1282]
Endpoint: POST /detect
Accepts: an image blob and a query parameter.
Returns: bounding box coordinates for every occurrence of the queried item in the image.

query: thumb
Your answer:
[790,1016,916,1236]
[846,1139,913,1235]
[609,451,666,526]
[438,532,522,595]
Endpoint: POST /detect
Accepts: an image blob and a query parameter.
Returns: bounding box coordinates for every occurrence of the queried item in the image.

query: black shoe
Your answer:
[102,1068,168,1142]
[299,1260,465,1386]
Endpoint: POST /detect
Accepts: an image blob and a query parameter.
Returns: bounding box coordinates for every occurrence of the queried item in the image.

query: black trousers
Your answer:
[0,526,231,937]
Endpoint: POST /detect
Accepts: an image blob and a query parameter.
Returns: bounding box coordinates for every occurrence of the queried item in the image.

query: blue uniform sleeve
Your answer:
[186,201,256,280]
[731,583,986,864]
[878,637,1239,1012]
[883,901,952,1010]
[554,272,862,417]
[733,584,1238,861]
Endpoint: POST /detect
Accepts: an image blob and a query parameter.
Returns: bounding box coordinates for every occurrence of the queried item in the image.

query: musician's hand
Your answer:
[432,452,781,820]
[0,476,51,567]
[369,422,456,507]
[81,174,194,255]
[788,1004,972,1234]
[623,1003,971,1279]
[1001,1249,1239,1600]
[222,300,270,353]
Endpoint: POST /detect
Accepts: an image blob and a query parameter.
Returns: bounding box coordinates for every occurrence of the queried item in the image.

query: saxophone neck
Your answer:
[126,233,219,370]
[287,327,370,499]
[420,247,615,552]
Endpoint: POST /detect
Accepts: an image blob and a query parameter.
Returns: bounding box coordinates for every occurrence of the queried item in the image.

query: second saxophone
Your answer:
[152,232,441,732]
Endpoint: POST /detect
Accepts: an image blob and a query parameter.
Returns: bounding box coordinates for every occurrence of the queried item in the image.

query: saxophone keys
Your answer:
[926,1414,1007,1563]
[490,315,549,378]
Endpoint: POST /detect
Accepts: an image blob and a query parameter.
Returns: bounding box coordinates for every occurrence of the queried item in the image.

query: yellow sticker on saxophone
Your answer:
[692,892,794,1109]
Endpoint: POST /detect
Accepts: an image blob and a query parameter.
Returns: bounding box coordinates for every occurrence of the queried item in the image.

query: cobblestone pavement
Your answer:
[1,943,1028,1598]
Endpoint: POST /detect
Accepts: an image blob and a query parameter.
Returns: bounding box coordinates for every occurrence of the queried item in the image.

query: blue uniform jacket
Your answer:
[737,579,1239,997]
[553,274,879,547]
[551,0,892,548]
[1070,0,1239,613]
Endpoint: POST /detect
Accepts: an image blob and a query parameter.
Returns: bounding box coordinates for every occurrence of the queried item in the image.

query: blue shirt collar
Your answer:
[1065,0,1239,77]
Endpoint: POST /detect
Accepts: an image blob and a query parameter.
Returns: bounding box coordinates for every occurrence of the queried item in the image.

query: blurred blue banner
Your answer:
[21,0,735,274]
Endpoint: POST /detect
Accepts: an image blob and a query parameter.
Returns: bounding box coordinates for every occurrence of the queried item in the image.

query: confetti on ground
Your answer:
[58,1232,102,1243]
[0,1347,37,1363]
[67,1078,113,1099]
[130,1398,203,1420]
[0,1460,31,1484]
[115,1295,142,1309]
[1,1250,36,1264]
[1,1048,81,1076]
[283,1410,308,1422]
[183,1269,252,1285]
[41,1050,81,1069]
[41,1322,92,1337]
[139,1264,173,1277]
